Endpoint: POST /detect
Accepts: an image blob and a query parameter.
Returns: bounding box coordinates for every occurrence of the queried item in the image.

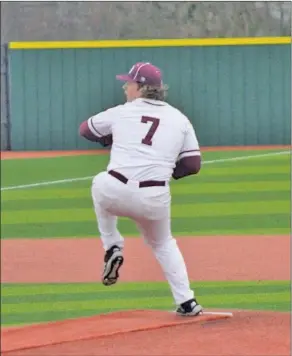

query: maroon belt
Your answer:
[108,170,166,188]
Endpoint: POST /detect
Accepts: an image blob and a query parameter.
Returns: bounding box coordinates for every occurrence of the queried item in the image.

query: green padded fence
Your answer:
[7,37,291,150]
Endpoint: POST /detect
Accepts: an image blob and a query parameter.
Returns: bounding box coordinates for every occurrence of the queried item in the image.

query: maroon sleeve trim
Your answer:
[89,117,103,137]
[79,121,113,146]
[178,149,200,157]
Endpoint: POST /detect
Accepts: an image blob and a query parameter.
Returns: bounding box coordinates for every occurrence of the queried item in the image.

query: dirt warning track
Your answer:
[1,145,291,160]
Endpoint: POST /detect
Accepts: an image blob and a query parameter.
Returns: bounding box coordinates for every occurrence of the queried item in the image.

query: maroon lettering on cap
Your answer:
[116,62,162,86]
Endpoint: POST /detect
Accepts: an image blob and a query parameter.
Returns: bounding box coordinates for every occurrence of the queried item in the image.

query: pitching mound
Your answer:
[2,310,290,356]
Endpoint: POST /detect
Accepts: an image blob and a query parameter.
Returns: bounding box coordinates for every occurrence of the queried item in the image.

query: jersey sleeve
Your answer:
[177,120,201,160]
[87,106,119,137]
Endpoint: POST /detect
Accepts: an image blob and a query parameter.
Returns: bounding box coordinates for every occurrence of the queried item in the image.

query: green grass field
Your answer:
[2,281,290,326]
[1,149,290,238]
[1,148,291,327]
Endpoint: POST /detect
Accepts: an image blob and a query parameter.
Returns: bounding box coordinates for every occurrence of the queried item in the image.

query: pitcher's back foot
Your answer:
[176,298,203,316]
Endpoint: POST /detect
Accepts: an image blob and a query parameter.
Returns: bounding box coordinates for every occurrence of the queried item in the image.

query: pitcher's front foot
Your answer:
[102,245,124,286]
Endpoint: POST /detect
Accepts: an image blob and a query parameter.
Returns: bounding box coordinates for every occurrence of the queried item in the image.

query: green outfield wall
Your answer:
[7,37,291,150]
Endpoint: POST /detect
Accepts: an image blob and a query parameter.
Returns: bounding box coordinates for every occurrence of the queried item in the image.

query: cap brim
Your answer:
[116,74,136,82]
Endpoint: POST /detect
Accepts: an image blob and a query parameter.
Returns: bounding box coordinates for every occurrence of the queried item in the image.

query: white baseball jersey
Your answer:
[88,98,200,181]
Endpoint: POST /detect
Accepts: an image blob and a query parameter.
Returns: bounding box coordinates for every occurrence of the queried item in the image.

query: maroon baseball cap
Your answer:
[116,62,162,86]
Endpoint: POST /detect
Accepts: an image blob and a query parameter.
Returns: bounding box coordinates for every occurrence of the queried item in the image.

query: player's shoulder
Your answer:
[103,104,126,114]
[165,102,186,117]
[90,104,127,120]
[108,102,138,115]
[166,103,190,126]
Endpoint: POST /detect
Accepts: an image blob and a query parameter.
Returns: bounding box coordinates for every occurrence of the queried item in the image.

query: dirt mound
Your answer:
[2,310,290,356]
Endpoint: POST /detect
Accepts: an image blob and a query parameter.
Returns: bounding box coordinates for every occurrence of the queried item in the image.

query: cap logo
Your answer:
[129,65,136,74]
[133,62,150,80]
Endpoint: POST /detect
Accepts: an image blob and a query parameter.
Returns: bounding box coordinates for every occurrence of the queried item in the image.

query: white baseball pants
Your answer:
[91,171,195,305]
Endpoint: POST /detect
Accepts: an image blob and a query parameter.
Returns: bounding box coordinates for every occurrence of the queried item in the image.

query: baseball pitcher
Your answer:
[79,62,203,316]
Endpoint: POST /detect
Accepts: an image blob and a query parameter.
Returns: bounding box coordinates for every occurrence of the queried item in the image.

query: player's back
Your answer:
[108,98,190,181]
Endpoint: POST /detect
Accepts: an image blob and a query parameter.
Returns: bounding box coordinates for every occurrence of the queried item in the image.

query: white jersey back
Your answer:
[88,98,200,181]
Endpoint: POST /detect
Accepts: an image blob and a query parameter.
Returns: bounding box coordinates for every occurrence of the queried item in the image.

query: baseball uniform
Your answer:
[89,98,200,305]
[80,62,202,316]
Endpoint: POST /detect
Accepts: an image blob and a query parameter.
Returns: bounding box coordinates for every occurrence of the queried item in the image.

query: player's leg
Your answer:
[91,173,124,286]
[136,214,202,316]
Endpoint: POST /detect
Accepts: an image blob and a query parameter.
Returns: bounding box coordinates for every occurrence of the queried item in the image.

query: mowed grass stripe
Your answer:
[173,181,290,194]
[201,166,289,176]
[2,163,289,190]
[185,173,288,183]
[2,201,289,225]
[2,173,289,191]
[1,301,290,326]
[2,190,289,211]
[2,283,290,304]
[1,149,288,183]
[1,296,175,314]
[203,155,290,169]
[1,155,109,187]
[172,173,288,184]
[2,281,288,296]
[2,300,290,325]
[4,180,290,203]
[2,181,289,201]
[2,281,289,325]
[171,191,289,204]
[1,150,289,191]
[1,150,288,184]
[206,156,289,168]
[1,214,289,239]
[2,300,290,326]
[3,292,289,314]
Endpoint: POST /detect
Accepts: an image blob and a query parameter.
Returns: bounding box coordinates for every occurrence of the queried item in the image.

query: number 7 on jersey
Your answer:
[141,116,160,146]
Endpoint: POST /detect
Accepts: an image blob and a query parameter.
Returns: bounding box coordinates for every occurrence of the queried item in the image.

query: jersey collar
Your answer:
[134,98,166,106]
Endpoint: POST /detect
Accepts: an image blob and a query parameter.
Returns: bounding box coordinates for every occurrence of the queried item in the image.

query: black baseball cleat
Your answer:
[176,298,203,316]
[102,245,124,286]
